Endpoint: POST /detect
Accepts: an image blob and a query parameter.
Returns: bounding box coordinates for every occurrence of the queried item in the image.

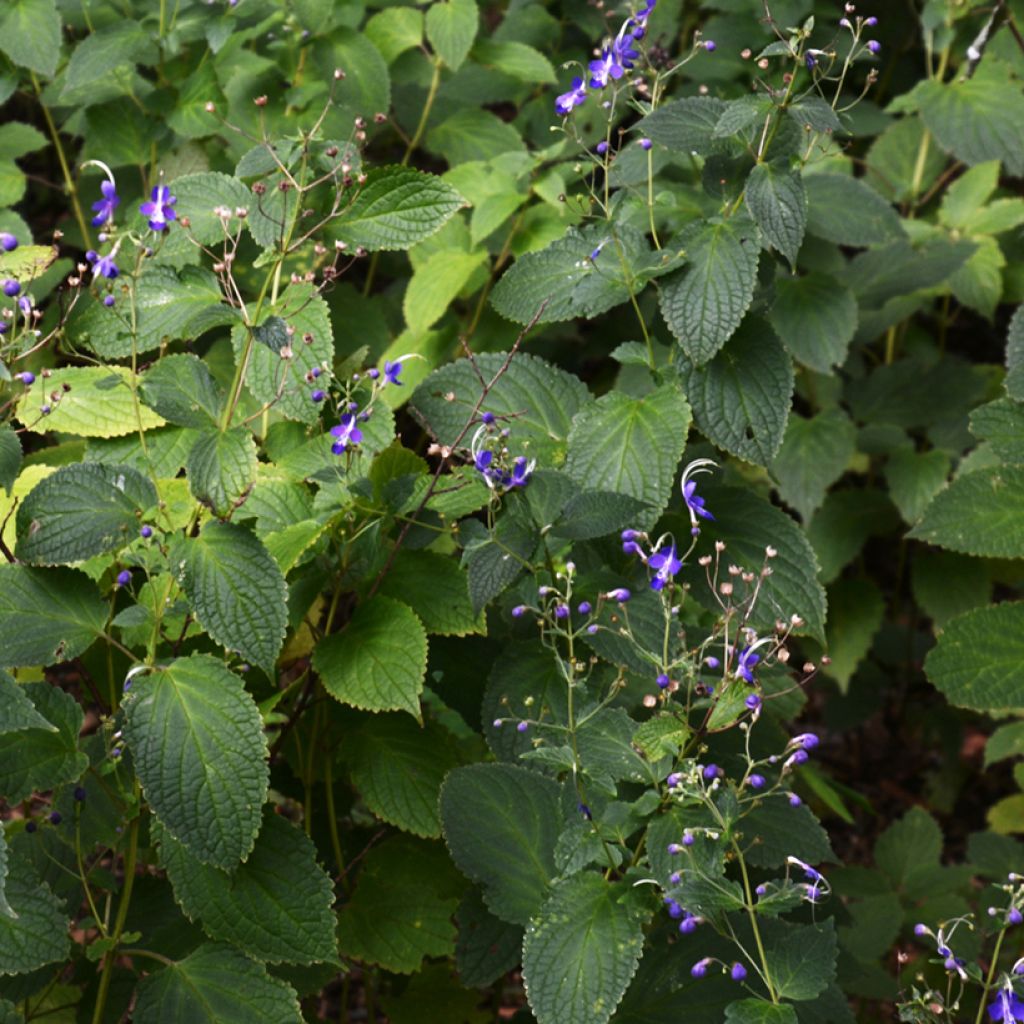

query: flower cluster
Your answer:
[470,415,535,493]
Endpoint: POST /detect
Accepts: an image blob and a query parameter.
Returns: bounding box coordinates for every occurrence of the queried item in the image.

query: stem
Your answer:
[733,839,778,1003]
[646,148,661,249]
[974,926,1008,1024]
[324,755,347,888]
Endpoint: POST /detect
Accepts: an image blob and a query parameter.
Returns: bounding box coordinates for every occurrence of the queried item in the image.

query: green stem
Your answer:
[732,839,778,1004]
[974,927,1008,1024]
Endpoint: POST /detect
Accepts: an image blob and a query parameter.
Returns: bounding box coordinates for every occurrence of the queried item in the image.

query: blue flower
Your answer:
[509,456,533,488]
[989,991,1024,1022]
[475,449,494,474]
[589,46,628,88]
[140,184,177,231]
[628,0,656,36]
[736,646,760,683]
[86,250,119,279]
[383,359,404,386]
[555,76,588,115]
[330,413,363,453]
[683,480,714,521]
[648,543,682,591]
[612,26,640,69]
[91,180,119,227]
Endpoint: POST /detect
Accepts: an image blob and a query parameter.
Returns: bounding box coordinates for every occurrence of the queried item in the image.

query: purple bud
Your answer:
[596,141,609,155]
[3,279,20,297]
[638,138,652,150]
[792,749,809,764]
[666,772,682,788]
[0,233,17,252]
[481,411,495,424]
[682,833,695,847]
[623,540,641,555]
[867,39,880,53]
[913,923,928,936]
[665,899,683,919]
[115,570,131,587]
[789,793,802,807]
[702,764,719,780]
[49,811,62,825]
[512,605,527,618]
[607,588,631,602]
[140,525,153,539]
[755,884,767,896]
[367,368,380,379]
[839,17,851,27]
[730,962,747,982]
[679,915,698,933]
[0,322,7,335]
[745,694,761,711]
[705,656,720,669]
[1010,908,1023,926]
[621,529,639,541]
[794,733,819,749]
[40,405,51,415]
[587,624,598,634]
[310,367,322,379]
[554,604,569,619]
[704,40,716,51]
[656,673,670,689]
[16,371,35,385]
[104,295,115,307]
[516,721,528,733]
[493,719,502,728]
[749,774,765,789]
[577,601,592,615]
[865,16,878,26]
[311,389,325,402]
[112,747,121,757]
[669,871,682,884]
[73,786,87,802]
[943,957,957,972]
[691,959,710,978]
[668,843,684,855]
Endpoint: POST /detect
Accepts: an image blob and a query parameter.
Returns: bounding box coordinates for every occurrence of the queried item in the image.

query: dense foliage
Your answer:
[0,0,1023,1021]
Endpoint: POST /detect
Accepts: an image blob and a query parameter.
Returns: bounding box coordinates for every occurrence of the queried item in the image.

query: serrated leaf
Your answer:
[365,7,423,63]
[170,173,252,245]
[727,1001,798,1024]
[884,448,951,522]
[15,461,156,565]
[473,38,555,83]
[788,95,842,134]
[986,722,1024,767]
[314,596,427,717]
[403,248,488,332]
[61,21,150,96]
[0,426,21,497]
[0,565,106,668]
[924,603,1024,713]
[133,943,303,1023]
[659,218,760,365]
[455,888,523,988]
[909,466,1024,557]
[745,162,806,267]
[637,96,729,155]
[769,272,857,374]
[186,428,257,518]
[804,174,904,247]
[140,354,224,427]
[0,244,56,282]
[772,409,856,521]
[440,763,562,925]
[426,0,478,70]
[123,654,268,869]
[940,161,1000,229]
[564,384,690,530]
[427,108,525,165]
[332,166,466,252]
[345,715,460,837]
[171,522,287,674]
[763,920,837,1001]
[0,856,69,976]
[376,550,484,636]
[874,806,942,891]
[1007,306,1024,403]
[156,810,336,964]
[0,672,56,734]
[950,234,1004,320]
[16,367,165,438]
[677,317,794,467]
[823,578,884,691]
[411,351,589,462]
[971,399,1024,467]
[741,796,835,869]
[866,115,946,203]
[0,0,61,77]
[807,490,899,584]
[550,491,653,540]
[522,872,646,1024]
[465,515,533,614]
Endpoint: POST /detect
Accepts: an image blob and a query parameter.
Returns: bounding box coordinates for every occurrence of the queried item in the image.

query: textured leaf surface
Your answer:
[0,566,105,668]
[0,858,69,976]
[441,764,562,925]
[1007,306,1024,402]
[157,811,336,964]
[186,428,257,518]
[133,943,303,1024]
[426,0,478,70]
[411,352,589,462]
[0,0,61,77]
[345,715,460,837]
[123,655,268,869]
[15,462,156,565]
[332,166,466,251]
[763,921,837,1001]
[823,578,885,692]
[376,550,484,635]
[970,398,1024,466]
[637,97,728,155]
[564,385,690,529]
[140,354,224,427]
[522,873,646,1024]
[741,797,835,869]
[314,596,427,717]
[0,426,21,497]
[772,409,856,522]
[678,318,794,467]
[726,1001,798,1024]
[455,888,523,988]
[804,174,905,247]
[884,448,951,522]
[16,367,165,438]
[170,173,252,245]
[924,603,1024,713]
[769,272,857,373]
[909,466,1024,557]
[171,522,287,674]
[0,671,55,734]
[745,162,806,267]
[660,219,760,365]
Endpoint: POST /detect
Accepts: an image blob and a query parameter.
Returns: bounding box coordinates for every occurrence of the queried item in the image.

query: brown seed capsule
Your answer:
[254,95,268,107]
[205,101,216,113]
[325,145,339,158]
[373,112,387,123]
[333,68,346,80]
[253,182,266,195]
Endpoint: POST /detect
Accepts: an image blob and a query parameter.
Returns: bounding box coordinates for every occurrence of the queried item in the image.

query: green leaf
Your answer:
[326,27,391,123]
[522,873,646,1024]
[15,462,157,565]
[807,490,899,583]
[0,672,56,734]
[741,796,835,869]
[745,162,806,268]
[314,596,427,718]
[677,318,794,467]
[909,466,1024,557]
[884,448,951,522]
[331,166,466,252]
[0,566,106,668]
[427,109,525,165]
[0,683,88,803]
[140,354,224,428]
[637,97,729,155]
[61,22,150,97]
[455,888,523,988]
[0,857,69,976]
[763,920,837,1002]
[677,485,827,643]
[336,837,461,973]
[186,428,257,518]
[726,1001,798,1024]
[0,426,21,497]
[403,249,488,332]
[917,63,1024,176]
[874,807,942,891]
[564,384,690,529]
[465,515,533,614]
[156,810,337,964]
[771,409,856,522]
[950,235,1004,320]
[940,161,1000,229]
[0,0,61,77]
[970,398,1024,465]
[804,174,905,247]
[133,944,303,1024]
[865,115,946,205]
[823,578,884,692]
[345,715,460,838]
[1006,306,1024,402]
[171,522,288,674]
[440,763,562,925]
[550,491,653,541]
[365,7,423,64]
[659,219,760,365]
[768,272,857,374]
[411,351,588,462]
[492,225,671,326]
[16,367,166,438]
[924,603,1024,713]
[170,173,252,245]
[912,550,991,630]
[376,550,484,636]
[123,654,268,869]
[986,722,1024,767]
[788,95,843,134]
[426,0,478,70]
[473,39,555,83]
[0,243,57,282]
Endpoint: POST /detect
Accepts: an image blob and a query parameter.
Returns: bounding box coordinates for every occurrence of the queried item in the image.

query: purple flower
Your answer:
[91,180,119,226]
[648,543,682,591]
[517,721,529,733]
[679,914,698,934]
[988,991,1024,1022]
[736,646,760,684]
[612,26,640,69]
[691,958,711,978]
[115,569,131,587]
[475,450,493,475]
[311,389,325,402]
[745,693,761,711]
[704,40,716,52]
[330,413,363,453]
[1009,907,1022,926]
[554,604,569,619]
[481,411,495,425]
[512,605,527,618]
[638,137,652,150]
[913,923,928,936]
[86,250,119,279]
[49,811,62,825]
[702,764,719,780]
[383,359,404,386]
[628,0,656,35]
[509,456,533,488]
[3,279,20,297]
[867,40,880,53]
[140,184,177,231]
[589,47,628,88]
[596,141,609,155]
[555,76,588,115]
[865,16,878,26]
[730,963,747,982]
[656,673,670,689]
[0,233,17,252]
[577,601,592,615]
[683,480,714,522]
[666,772,682,788]
[705,656,720,669]
[623,540,642,555]
[140,525,153,539]
[749,774,765,789]
[15,371,35,385]
[793,733,819,750]
[586,623,598,634]
[665,898,683,919]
